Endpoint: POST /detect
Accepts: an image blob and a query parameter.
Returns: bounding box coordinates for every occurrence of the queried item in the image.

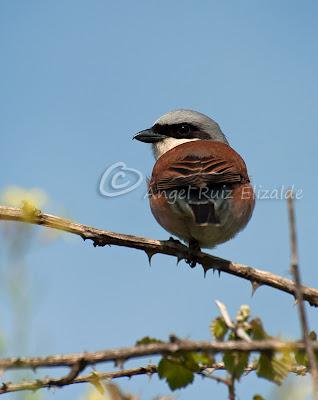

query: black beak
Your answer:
[133,128,166,143]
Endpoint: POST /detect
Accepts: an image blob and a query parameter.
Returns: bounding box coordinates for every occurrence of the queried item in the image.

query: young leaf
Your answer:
[295,331,316,366]
[249,319,268,340]
[182,352,202,372]
[223,351,249,380]
[192,352,214,366]
[88,371,107,395]
[210,317,228,340]
[158,358,194,390]
[135,336,163,345]
[257,353,289,385]
[257,353,276,383]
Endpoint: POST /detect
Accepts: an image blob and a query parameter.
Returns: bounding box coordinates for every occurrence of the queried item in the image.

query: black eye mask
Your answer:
[152,123,211,140]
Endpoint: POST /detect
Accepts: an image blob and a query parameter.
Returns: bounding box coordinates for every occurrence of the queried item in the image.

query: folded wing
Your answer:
[150,141,250,226]
[155,156,244,191]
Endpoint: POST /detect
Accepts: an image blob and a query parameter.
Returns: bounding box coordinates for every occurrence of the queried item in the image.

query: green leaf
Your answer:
[89,371,106,395]
[294,331,317,366]
[158,357,194,390]
[257,354,276,383]
[294,350,307,366]
[223,351,249,380]
[176,351,201,372]
[249,319,268,340]
[257,353,289,385]
[210,317,228,340]
[192,352,214,366]
[135,336,163,345]
[253,395,265,400]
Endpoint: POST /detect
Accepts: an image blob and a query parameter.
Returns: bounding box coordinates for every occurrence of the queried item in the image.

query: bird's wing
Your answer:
[155,156,244,191]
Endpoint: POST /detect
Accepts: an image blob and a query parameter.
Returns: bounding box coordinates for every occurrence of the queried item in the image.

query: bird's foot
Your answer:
[186,239,201,268]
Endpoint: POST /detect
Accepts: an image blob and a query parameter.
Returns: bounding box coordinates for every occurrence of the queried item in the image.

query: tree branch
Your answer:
[287,194,318,398]
[227,375,235,400]
[0,360,309,396]
[0,365,158,395]
[0,205,318,306]
[0,339,316,371]
[45,359,86,387]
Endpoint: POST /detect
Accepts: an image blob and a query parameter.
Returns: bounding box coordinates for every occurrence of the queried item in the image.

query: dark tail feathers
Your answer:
[189,202,220,225]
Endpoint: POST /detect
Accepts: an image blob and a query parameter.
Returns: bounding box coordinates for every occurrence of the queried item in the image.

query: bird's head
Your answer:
[133,109,228,159]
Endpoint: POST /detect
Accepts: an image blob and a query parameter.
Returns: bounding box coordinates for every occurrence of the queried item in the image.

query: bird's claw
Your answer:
[186,239,201,268]
[185,258,197,268]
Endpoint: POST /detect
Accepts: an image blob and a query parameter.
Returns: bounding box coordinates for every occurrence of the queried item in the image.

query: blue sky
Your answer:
[0,1,318,399]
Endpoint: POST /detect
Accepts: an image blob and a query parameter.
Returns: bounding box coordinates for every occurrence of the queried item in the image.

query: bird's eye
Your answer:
[177,124,191,135]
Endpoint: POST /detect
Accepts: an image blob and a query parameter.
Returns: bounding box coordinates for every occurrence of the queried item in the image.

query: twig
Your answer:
[203,361,307,375]
[0,361,308,396]
[212,302,241,399]
[46,359,86,387]
[0,364,158,395]
[228,375,235,400]
[287,193,318,398]
[0,339,316,371]
[201,368,236,399]
[0,205,318,306]
[199,370,230,385]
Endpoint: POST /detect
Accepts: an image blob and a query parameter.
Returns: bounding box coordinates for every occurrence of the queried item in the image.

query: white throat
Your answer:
[152,137,198,160]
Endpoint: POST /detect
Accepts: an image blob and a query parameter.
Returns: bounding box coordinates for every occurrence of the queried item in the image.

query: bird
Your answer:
[133,109,255,255]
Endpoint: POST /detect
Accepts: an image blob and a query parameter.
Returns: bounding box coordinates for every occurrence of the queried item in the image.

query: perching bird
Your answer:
[134,109,254,252]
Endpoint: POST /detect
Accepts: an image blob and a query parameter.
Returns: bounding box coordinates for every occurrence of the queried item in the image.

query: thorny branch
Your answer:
[45,359,87,387]
[287,194,318,398]
[0,203,316,398]
[0,358,309,395]
[0,205,318,306]
[0,365,158,395]
[0,339,316,371]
